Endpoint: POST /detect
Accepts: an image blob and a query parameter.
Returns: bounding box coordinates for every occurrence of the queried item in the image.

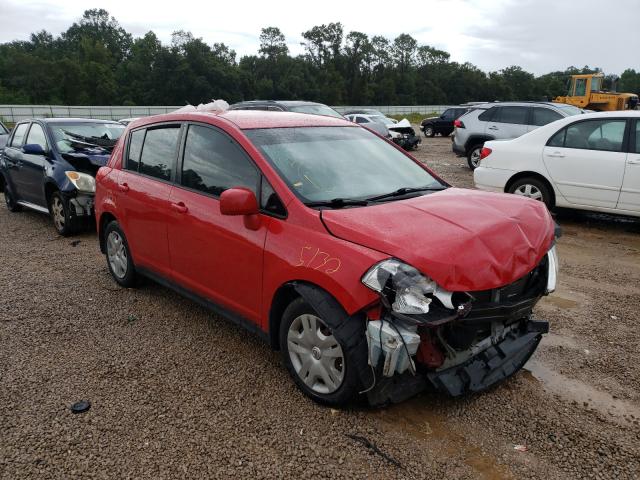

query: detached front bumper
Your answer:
[62,191,95,223]
[428,319,547,396]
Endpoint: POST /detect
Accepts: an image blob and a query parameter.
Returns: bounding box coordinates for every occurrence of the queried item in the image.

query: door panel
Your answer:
[3,123,30,199]
[20,123,48,206]
[618,121,640,212]
[542,119,627,208]
[486,106,529,139]
[167,187,267,322]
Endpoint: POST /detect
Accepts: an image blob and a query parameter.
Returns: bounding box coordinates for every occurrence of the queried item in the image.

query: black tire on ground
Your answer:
[49,191,77,236]
[2,179,22,212]
[279,297,363,406]
[467,144,483,170]
[424,125,435,137]
[104,220,137,288]
[507,177,554,210]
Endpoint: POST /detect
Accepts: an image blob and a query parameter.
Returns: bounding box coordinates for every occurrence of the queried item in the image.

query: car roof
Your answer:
[472,101,572,109]
[133,110,354,130]
[231,100,327,107]
[22,117,123,125]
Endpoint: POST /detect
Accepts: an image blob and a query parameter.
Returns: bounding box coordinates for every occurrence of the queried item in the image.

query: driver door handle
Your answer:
[118,183,130,192]
[547,152,565,158]
[170,201,188,213]
[628,159,640,165]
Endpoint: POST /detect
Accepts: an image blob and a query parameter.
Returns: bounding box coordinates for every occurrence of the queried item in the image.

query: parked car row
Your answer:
[1,107,559,407]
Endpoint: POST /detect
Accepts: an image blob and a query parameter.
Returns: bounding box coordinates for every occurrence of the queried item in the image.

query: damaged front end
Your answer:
[360,248,557,405]
[388,119,421,151]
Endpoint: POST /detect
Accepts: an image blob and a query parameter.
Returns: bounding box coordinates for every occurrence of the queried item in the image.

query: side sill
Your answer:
[136,266,270,345]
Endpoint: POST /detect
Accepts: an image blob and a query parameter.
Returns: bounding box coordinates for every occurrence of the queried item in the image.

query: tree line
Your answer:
[0,9,638,107]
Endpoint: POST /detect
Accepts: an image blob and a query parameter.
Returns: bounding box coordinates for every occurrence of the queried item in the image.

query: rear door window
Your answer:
[554,119,627,152]
[634,121,640,153]
[531,108,563,126]
[138,126,181,181]
[180,124,259,196]
[477,108,495,122]
[9,123,29,147]
[492,106,529,125]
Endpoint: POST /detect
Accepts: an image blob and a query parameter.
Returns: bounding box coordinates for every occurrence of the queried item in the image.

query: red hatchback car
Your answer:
[95,110,558,406]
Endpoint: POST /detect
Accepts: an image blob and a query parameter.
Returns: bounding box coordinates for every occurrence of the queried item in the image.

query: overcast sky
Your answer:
[0,0,637,75]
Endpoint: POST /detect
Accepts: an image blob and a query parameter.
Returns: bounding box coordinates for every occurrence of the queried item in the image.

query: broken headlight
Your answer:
[361,259,454,314]
[546,245,559,293]
[65,171,96,193]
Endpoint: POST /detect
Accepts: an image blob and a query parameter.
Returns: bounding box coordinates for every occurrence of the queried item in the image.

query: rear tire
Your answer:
[2,180,22,212]
[507,177,553,210]
[279,297,361,406]
[49,191,76,236]
[424,125,435,137]
[104,220,137,288]
[467,144,483,170]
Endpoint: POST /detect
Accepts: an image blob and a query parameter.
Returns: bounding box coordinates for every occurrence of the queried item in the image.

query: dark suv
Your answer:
[0,118,124,235]
[420,107,468,137]
[229,100,344,118]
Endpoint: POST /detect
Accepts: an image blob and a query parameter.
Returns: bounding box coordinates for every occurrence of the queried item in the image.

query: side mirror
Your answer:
[220,187,259,216]
[22,143,46,155]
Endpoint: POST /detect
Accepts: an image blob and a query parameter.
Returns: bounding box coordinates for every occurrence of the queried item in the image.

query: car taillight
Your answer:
[454,119,464,128]
[480,147,492,159]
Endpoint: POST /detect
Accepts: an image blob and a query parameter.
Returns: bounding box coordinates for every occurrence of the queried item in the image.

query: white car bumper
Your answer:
[473,166,515,193]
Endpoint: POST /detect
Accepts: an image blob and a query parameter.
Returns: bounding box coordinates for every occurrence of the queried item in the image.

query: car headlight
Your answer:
[65,171,96,193]
[362,259,454,314]
[546,245,559,293]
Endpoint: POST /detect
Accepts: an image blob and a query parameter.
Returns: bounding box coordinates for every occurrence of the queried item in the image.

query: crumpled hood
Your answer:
[63,152,111,168]
[321,188,555,292]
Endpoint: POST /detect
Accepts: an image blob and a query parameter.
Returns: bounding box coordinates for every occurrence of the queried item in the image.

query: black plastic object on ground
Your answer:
[70,400,91,413]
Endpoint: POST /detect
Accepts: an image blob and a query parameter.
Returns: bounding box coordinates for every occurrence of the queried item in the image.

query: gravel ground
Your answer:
[1,135,639,479]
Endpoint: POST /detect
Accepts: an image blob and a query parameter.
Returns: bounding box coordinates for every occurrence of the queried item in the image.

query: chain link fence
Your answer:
[0,104,454,124]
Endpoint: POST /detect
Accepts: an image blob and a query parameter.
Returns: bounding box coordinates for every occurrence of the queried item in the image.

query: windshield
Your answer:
[554,104,583,117]
[245,126,443,204]
[287,104,344,119]
[49,122,125,153]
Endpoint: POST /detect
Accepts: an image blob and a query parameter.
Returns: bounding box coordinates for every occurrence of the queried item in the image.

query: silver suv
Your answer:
[452,102,583,169]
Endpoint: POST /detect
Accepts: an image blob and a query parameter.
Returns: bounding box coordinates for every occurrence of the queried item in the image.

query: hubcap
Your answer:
[514,184,543,201]
[51,197,65,230]
[287,314,344,394]
[470,148,481,167]
[106,231,128,279]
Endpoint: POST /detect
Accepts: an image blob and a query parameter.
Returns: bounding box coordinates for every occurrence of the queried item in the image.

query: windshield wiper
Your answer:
[305,198,369,209]
[366,186,446,202]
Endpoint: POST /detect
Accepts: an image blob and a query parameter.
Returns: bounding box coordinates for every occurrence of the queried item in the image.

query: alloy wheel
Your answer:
[514,184,543,201]
[106,231,128,279]
[470,148,481,168]
[51,196,66,231]
[287,314,345,394]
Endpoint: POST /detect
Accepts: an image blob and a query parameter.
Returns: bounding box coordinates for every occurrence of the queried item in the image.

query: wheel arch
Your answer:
[98,211,118,254]
[505,171,556,208]
[44,181,58,209]
[464,135,494,153]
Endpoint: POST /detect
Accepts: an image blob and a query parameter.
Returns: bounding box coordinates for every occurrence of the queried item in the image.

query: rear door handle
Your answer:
[547,152,566,158]
[628,159,640,165]
[118,183,130,192]
[488,126,498,131]
[170,202,188,213]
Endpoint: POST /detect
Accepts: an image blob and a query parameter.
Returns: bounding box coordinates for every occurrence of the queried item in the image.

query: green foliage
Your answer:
[0,9,637,107]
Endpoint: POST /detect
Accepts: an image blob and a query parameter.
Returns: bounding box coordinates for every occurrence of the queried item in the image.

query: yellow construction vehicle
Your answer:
[554,73,638,111]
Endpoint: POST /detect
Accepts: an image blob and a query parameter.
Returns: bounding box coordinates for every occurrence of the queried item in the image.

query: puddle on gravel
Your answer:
[523,359,640,425]
[378,397,512,480]
[543,295,579,309]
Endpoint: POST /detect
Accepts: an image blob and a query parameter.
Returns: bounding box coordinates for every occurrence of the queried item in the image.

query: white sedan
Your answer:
[474,111,640,217]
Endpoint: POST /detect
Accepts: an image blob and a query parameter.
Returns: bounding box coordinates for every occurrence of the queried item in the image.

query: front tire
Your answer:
[467,144,483,170]
[507,177,553,209]
[280,298,361,406]
[49,191,76,236]
[104,220,137,287]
